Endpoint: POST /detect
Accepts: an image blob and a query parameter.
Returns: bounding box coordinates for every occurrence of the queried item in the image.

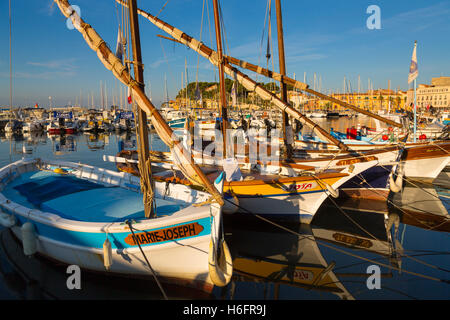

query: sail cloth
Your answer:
[54,0,224,206]
[115,0,349,151]
[115,27,124,63]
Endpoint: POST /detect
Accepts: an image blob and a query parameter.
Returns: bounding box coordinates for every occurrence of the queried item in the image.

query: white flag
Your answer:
[115,27,124,63]
[231,82,237,107]
[408,41,418,84]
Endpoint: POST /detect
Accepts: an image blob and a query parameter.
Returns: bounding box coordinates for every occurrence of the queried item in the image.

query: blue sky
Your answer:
[1,0,450,108]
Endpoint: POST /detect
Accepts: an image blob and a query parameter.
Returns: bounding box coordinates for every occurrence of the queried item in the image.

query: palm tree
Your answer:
[379,93,384,112]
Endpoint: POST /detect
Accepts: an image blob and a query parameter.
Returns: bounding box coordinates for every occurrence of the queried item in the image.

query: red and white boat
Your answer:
[47,118,77,135]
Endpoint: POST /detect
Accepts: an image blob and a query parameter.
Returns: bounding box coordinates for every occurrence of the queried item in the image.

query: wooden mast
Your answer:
[128,0,155,218]
[127,1,404,131]
[55,0,224,206]
[275,0,292,158]
[115,0,350,151]
[212,0,228,159]
[223,55,404,128]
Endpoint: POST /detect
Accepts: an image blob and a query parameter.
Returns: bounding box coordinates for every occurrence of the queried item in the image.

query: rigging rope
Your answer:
[155,0,171,19]
[227,196,450,284]
[9,0,13,162]
[258,0,271,84]
[194,0,207,106]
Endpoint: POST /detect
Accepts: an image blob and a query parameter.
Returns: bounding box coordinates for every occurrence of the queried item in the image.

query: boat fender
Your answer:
[389,166,403,193]
[54,167,67,174]
[389,174,403,193]
[103,237,113,271]
[325,183,339,198]
[21,222,37,257]
[0,210,16,228]
[208,240,233,287]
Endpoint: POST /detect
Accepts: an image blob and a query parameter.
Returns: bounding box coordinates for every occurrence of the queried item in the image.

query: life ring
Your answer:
[208,239,233,287]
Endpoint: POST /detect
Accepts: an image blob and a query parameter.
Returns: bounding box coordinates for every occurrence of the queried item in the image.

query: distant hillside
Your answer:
[176,79,279,101]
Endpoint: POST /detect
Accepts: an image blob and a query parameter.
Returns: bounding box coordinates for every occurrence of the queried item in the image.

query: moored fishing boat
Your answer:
[112,137,450,202]
[6,0,234,292]
[4,120,22,134]
[0,227,215,299]
[0,158,231,292]
[109,148,379,223]
[47,118,77,135]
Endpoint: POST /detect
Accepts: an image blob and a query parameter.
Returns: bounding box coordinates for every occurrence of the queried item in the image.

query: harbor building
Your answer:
[329,90,406,112]
[288,89,407,113]
[406,76,450,112]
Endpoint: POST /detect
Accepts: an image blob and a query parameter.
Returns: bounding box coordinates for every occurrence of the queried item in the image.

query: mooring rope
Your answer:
[125,220,168,300]
[320,181,450,272]
[348,171,450,233]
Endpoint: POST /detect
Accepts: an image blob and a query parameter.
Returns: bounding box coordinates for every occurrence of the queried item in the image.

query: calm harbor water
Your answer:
[0,117,448,301]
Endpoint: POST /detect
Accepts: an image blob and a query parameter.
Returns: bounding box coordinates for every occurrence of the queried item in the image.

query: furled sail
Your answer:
[131,1,403,130]
[54,0,224,205]
[115,0,349,151]
[224,56,404,129]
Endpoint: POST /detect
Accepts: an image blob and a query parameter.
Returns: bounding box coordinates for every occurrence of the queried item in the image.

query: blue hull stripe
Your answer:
[11,214,211,250]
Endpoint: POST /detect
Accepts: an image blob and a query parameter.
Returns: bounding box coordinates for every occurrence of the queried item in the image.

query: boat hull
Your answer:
[339,165,393,201]
[401,143,450,181]
[48,128,76,135]
[0,159,220,292]
[8,222,214,292]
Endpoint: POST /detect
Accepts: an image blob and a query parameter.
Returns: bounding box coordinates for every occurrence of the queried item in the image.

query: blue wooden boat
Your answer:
[0,158,232,292]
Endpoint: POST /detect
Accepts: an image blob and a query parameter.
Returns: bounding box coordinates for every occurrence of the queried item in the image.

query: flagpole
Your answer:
[413,77,417,143]
[408,40,418,143]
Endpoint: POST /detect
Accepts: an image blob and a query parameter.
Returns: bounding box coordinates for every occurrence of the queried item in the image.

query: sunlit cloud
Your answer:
[27,58,78,73]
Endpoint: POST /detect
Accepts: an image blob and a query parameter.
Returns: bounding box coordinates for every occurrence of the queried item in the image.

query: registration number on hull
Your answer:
[285,182,318,193]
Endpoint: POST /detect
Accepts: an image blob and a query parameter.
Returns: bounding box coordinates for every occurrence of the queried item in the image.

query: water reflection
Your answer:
[390,181,450,232]
[84,133,107,151]
[222,198,449,300]
[337,180,450,233]
[223,208,398,300]
[0,228,213,300]
[50,134,77,155]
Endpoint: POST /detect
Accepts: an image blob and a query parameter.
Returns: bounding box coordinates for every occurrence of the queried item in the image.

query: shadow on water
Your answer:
[0,228,214,300]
